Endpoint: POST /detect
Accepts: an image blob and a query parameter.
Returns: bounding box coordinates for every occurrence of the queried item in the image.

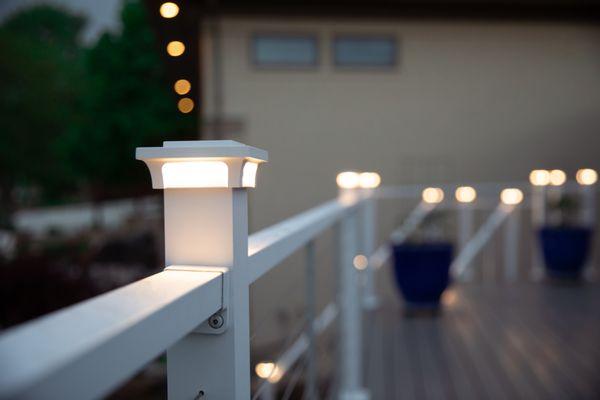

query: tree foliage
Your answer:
[0,1,193,225]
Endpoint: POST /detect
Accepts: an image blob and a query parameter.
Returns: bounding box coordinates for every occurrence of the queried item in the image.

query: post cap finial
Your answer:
[136,140,268,189]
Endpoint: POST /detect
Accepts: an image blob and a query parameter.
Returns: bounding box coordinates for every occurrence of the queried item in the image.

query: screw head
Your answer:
[208,313,224,329]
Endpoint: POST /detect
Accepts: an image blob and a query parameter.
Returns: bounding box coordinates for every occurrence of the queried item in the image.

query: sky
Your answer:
[0,0,124,44]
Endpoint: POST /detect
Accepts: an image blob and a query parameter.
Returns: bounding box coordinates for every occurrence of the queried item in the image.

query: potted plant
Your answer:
[391,210,453,311]
[539,194,593,280]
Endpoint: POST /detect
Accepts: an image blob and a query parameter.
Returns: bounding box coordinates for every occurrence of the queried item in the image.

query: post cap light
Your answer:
[336,171,360,189]
[529,169,550,186]
[549,169,566,186]
[358,172,381,189]
[500,188,523,205]
[422,187,444,204]
[136,140,268,189]
[455,186,477,203]
[167,41,185,57]
[353,254,368,270]
[255,362,281,383]
[576,168,598,185]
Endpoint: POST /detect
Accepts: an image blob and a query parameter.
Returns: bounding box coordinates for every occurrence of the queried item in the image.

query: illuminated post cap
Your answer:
[529,169,550,186]
[549,169,566,186]
[136,140,268,189]
[358,172,381,189]
[422,187,444,204]
[576,168,598,185]
[455,186,477,203]
[336,171,360,189]
[500,188,524,205]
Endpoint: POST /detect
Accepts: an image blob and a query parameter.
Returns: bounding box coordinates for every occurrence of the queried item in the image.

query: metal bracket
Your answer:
[164,265,230,335]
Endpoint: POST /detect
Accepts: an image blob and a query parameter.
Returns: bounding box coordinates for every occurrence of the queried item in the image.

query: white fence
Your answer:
[0,141,595,399]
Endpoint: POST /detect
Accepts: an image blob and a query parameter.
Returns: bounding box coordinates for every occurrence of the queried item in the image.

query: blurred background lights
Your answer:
[422,187,444,204]
[353,254,368,270]
[455,186,477,203]
[167,41,185,57]
[500,188,524,205]
[358,172,381,189]
[159,2,179,18]
[336,171,360,189]
[174,79,191,95]
[549,169,566,186]
[177,98,194,113]
[255,362,281,383]
[576,168,598,185]
[529,169,550,186]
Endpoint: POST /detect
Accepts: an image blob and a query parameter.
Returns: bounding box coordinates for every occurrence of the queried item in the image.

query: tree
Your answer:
[0,6,86,227]
[64,0,192,202]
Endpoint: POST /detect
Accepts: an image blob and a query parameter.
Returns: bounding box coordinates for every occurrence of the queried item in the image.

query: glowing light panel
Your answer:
[549,169,566,186]
[576,168,597,185]
[162,161,228,188]
[455,186,477,203]
[422,187,444,204]
[174,79,191,95]
[255,362,282,383]
[529,169,550,186]
[242,161,258,187]
[336,171,360,189]
[500,188,523,205]
[359,172,381,189]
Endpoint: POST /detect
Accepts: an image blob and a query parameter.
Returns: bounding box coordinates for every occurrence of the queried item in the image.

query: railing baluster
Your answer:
[503,207,521,282]
[337,211,369,400]
[360,193,379,310]
[305,240,318,399]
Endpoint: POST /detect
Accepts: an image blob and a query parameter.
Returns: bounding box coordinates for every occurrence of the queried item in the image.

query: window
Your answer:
[252,34,318,68]
[333,35,397,68]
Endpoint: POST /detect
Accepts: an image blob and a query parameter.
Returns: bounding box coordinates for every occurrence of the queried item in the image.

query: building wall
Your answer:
[201,17,600,346]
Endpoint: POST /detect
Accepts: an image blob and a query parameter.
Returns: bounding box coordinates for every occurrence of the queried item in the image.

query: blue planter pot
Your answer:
[538,226,592,279]
[391,242,453,309]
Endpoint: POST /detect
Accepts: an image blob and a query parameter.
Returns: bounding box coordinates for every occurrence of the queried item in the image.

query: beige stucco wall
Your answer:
[201,17,600,349]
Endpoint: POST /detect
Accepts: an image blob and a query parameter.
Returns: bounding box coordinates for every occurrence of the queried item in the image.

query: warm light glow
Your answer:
[162,161,228,188]
[353,254,368,270]
[336,171,360,189]
[174,79,191,95]
[441,290,458,306]
[500,188,524,205]
[422,187,444,204]
[358,172,381,189]
[178,98,194,113]
[529,169,550,186]
[455,186,477,203]
[255,362,282,383]
[576,168,598,186]
[549,169,566,186]
[242,161,258,187]
[167,41,185,56]
[159,2,179,18]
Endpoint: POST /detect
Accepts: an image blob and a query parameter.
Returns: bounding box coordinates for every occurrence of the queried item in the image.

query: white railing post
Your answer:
[337,211,370,400]
[457,201,475,281]
[360,191,379,310]
[305,240,318,399]
[503,207,521,282]
[530,181,547,280]
[137,141,268,399]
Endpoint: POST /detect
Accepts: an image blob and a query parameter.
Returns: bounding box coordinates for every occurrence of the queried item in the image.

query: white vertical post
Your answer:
[337,211,369,400]
[305,240,318,400]
[361,193,379,310]
[581,182,597,278]
[136,141,268,400]
[530,185,546,280]
[503,207,520,282]
[457,203,475,281]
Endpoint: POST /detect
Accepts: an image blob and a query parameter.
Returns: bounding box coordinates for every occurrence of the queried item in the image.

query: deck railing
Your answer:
[0,141,595,400]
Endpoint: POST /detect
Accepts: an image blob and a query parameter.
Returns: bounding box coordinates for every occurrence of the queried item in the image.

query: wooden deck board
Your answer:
[366,282,600,399]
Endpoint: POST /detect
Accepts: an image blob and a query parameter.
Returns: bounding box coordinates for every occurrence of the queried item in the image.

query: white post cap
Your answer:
[136,140,268,189]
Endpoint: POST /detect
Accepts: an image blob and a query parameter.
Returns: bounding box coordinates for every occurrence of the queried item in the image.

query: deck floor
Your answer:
[365,282,600,400]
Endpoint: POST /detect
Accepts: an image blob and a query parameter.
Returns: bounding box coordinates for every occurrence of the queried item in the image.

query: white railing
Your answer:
[0,140,595,400]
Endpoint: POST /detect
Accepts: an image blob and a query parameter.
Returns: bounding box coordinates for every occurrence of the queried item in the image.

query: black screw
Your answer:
[194,390,205,399]
[208,313,224,329]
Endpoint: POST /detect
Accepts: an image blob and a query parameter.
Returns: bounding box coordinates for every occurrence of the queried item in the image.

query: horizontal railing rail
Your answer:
[0,270,223,399]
